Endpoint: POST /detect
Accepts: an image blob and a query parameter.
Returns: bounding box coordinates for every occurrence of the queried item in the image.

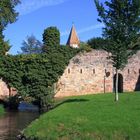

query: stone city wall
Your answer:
[0,50,140,98]
[0,79,17,99]
[55,50,140,97]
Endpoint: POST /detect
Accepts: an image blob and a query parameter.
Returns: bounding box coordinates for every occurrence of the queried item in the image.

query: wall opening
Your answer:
[135,71,140,91]
[128,69,130,74]
[80,69,82,74]
[68,69,70,74]
[113,73,123,93]
[93,69,95,74]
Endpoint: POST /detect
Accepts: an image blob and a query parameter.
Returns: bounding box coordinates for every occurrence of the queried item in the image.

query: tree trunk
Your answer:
[115,68,119,101]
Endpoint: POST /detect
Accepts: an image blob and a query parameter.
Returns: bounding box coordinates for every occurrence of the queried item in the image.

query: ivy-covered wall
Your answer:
[0,46,80,109]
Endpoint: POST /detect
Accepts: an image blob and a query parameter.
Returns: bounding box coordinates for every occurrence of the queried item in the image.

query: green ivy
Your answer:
[0,46,79,109]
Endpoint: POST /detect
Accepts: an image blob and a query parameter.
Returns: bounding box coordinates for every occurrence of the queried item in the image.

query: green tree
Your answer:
[79,41,92,52]
[0,39,11,55]
[94,0,140,101]
[20,35,42,54]
[42,26,60,52]
[0,0,20,55]
[87,37,110,49]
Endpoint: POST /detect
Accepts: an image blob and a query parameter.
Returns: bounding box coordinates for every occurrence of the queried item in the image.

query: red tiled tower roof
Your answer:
[66,25,80,48]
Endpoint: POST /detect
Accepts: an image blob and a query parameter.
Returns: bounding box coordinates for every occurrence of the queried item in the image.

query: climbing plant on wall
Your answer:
[0,45,79,109]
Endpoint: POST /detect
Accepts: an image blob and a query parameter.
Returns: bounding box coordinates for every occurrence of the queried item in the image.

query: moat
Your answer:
[0,110,39,140]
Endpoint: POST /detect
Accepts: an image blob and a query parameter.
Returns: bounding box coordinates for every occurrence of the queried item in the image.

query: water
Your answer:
[0,110,39,140]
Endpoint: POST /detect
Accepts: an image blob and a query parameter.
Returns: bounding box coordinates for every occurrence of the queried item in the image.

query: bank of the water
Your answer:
[24,93,140,140]
[0,105,4,116]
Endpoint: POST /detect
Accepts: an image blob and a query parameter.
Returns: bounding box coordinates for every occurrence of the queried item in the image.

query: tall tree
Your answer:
[0,0,20,55]
[87,37,110,49]
[94,0,140,101]
[42,26,60,52]
[20,35,42,54]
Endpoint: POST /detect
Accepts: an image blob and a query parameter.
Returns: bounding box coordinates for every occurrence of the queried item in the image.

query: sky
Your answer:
[4,0,105,54]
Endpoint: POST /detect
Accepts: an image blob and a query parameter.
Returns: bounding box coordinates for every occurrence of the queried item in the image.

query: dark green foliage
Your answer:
[0,46,79,109]
[42,26,60,52]
[0,0,20,55]
[0,40,11,55]
[87,37,110,49]
[20,35,42,54]
[79,42,92,52]
[0,0,19,32]
[8,95,20,109]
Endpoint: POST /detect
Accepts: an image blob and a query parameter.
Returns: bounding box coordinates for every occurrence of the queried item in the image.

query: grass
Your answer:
[0,105,4,116]
[24,92,140,140]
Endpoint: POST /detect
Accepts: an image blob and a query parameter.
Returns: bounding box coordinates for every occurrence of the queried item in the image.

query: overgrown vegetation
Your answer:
[0,46,80,109]
[24,93,140,140]
[87,37,110,49]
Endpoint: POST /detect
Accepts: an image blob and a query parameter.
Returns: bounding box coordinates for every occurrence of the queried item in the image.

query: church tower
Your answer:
[66,25,80,48]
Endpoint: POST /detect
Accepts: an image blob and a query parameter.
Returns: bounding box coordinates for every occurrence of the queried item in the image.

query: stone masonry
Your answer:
[55,50,140,97]
[0,79,9,99]
[0,49,140,99]
[0,79,17,100]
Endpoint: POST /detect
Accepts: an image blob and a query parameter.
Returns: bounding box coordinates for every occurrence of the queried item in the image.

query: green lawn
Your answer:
[24,93,140,140]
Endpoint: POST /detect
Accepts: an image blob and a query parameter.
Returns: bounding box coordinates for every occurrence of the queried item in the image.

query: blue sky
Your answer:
[4,0,105,54]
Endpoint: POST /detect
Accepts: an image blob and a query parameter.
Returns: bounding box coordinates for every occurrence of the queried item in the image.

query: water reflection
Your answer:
[0,111,39,140]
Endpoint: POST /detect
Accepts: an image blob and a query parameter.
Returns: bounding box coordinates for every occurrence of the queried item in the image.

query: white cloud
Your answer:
[61,30,70,36]
[16,0,68,15]
[61,23,104,36]
[78,23,104,34]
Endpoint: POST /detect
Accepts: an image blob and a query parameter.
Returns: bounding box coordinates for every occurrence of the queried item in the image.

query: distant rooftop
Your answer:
[66,25,80,48]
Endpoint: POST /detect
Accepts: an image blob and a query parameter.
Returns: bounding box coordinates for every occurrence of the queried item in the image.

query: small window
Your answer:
[80,69,82,74]
[93,69,95,74]
[128,69,130,74]
[68,69,70,74]
[139,69,140,74]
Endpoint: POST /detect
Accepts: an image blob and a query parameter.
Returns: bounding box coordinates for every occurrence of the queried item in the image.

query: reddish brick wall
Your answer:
[55,50,140,97]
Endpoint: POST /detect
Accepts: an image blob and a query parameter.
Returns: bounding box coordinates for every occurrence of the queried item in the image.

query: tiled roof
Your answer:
[66,25,80,46]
